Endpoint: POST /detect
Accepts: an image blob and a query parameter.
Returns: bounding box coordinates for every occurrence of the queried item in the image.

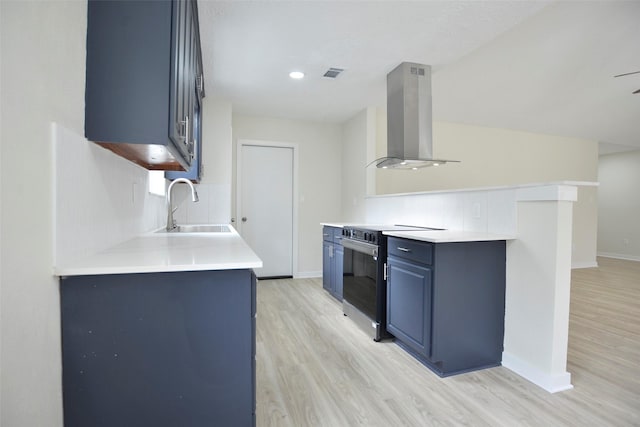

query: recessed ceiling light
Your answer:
[289,71,304,80]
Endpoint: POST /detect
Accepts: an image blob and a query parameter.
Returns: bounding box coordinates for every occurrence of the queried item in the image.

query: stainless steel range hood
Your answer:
[371,62,459,169]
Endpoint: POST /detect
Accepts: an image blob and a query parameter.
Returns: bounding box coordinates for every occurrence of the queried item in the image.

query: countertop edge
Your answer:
[54,261,263,277]
[383,230,516,243]
[321,223,516,243]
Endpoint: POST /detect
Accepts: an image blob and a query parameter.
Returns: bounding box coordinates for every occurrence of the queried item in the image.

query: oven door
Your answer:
[341,239,380,321]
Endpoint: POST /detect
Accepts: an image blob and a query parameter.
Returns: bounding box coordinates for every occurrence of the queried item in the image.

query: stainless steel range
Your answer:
[340,224,442,341]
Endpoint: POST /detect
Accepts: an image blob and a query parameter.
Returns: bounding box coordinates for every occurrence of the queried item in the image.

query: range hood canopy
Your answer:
[370,62,459,169]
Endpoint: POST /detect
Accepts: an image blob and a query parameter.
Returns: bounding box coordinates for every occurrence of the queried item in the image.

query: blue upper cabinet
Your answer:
[85,0,204,175]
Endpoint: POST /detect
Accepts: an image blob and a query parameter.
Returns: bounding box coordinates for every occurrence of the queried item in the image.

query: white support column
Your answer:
[502,185,576,393]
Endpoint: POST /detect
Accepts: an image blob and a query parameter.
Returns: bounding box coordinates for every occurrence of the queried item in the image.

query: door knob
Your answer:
[242,217,247,222]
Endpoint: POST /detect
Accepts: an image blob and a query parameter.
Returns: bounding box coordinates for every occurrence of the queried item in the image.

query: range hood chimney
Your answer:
[371,62,459,169]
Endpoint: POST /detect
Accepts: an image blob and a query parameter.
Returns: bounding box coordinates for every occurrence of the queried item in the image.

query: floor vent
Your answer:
[323,68,344,79]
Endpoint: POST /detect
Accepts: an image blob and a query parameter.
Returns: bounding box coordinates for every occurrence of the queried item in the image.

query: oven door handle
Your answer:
[341,238,379,257]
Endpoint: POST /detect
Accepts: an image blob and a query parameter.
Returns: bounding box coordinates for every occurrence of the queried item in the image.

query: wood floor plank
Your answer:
[255,257,640,426]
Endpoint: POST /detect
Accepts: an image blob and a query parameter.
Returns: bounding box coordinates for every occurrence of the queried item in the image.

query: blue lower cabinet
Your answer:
[386,237,506,377]
[60,269,256,427]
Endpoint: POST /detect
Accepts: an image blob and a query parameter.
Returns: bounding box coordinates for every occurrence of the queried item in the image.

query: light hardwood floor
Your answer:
[256,257,640,426]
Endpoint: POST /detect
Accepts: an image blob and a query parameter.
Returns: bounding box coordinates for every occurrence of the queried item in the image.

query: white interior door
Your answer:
[239,143,294,278]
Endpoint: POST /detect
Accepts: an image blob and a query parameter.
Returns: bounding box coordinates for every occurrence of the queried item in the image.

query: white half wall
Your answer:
[366,187,517,235]
[502,185,576,393]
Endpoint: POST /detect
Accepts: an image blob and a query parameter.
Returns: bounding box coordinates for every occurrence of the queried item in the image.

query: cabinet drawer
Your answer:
[322,226,344,244]
[322,226,334,242]
[387,237,433,265]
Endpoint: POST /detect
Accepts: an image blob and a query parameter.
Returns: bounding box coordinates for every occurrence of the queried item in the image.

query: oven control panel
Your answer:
[342,228,380,245]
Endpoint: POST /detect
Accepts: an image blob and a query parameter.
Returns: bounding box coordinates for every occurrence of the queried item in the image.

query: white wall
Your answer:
[598,150,640,261]
[340,109,371,222]
[376,119,599,194]
[572,185,599,268]
[1,2,167,425]
[231,115,343,276]
[1,2,84,425]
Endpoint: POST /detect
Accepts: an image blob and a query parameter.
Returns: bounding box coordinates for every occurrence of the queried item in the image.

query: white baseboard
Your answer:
[571,261,598,269]
[597,252,640,262]
[293,270,322,279]
[502,352,573,393]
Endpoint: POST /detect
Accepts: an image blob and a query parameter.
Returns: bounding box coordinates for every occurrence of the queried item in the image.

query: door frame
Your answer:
[236,139,299,277]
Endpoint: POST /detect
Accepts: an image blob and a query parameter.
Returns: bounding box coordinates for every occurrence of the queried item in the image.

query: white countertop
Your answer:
[54,225,262,277]
[321,223,361,228]
[383,230,515,243]
[322,223,514,243]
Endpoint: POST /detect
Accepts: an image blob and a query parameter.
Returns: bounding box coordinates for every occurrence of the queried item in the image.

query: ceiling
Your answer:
[199,1,640,153]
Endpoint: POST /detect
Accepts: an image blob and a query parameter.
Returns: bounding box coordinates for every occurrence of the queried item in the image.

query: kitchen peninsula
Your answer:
[54,227,261,427]
[323,223,512,375]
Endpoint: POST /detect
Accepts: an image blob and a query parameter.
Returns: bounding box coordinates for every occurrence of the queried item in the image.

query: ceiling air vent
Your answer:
[323,68,344,79]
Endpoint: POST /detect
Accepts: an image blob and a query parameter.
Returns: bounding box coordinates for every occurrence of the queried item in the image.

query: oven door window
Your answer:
[343,246,378,320]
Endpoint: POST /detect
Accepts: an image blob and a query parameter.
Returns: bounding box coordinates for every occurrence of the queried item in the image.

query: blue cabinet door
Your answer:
[168,0,188,159]
[166,92,202,182]
[386,255,432,358]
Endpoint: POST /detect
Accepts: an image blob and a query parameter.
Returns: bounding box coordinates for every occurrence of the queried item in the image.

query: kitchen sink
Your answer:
[157,224,232,234]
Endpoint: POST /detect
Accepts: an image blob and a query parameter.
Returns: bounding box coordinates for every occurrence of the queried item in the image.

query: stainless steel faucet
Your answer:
[166,178,199,231]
